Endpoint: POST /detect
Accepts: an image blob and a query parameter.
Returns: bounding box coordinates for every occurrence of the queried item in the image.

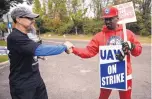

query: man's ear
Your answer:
[115,16,119,21]
[16,18,20,23]
[116,16,119,20]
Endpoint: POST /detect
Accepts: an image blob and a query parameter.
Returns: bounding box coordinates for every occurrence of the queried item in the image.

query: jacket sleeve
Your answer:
[35,44,67,56]
[127,30,142,56]
[72,35,99,58]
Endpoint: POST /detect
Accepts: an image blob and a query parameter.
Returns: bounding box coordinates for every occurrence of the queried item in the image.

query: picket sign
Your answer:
[99,45,127,90]
[114,1,137,41]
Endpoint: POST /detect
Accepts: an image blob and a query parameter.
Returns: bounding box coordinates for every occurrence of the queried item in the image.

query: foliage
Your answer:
[48,0,53,16]
[35,17,47,33]
[31,0,151,36]
[0,22,7,32]
[83,18,103,35]
[92,0,102,19]
[33,0,42,15]
[70,9,87,35]
[48,0,68,21]
[70,9,87,26]
[0,0,150,36]
[41,1,46,16]
[56,21,74,35]
[127,11,151,36]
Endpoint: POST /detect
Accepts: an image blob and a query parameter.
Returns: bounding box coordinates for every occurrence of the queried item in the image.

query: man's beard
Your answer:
[106,24,116,30]
[26,26,33,32]
[106,24,113,30]
[26,22,34,33]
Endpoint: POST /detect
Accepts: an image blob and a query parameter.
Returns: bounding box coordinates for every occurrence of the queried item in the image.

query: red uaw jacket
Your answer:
[72,25,142,79]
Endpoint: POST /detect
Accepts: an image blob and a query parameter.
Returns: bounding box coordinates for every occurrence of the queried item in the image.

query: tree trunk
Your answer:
[75,26,78,35]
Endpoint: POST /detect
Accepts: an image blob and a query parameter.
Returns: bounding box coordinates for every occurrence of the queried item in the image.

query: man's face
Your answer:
[104,16,118,30]
[16,17,35,32]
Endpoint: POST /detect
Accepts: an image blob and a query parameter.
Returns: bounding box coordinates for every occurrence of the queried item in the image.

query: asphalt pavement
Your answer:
[0,39,151,99]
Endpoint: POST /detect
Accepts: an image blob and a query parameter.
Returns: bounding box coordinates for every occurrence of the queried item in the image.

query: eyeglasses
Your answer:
[20,17,34,21]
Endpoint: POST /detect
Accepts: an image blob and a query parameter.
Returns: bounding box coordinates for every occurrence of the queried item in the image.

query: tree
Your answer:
[0,0,33,18]
[47,0,53,18]
[33,0,42,15]
[70,0,86,35]
[91,0,112,19]
[135,0,151,35]
[52,0,68,20]
[70,9,87,35]
[42,0,47,15]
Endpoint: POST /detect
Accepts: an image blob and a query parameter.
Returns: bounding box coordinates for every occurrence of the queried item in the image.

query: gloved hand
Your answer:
[116,52,125,61]
[63,41,74,54]
[122,41,135,55]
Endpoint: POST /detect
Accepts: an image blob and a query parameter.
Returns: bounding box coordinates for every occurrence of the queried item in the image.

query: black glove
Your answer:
[115,41,135,61]
[122,41,135,55]
[116,52,125,61]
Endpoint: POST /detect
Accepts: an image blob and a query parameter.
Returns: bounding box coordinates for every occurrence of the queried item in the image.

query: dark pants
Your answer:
[10,81,48,99]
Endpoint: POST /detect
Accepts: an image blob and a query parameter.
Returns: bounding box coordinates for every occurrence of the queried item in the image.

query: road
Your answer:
[0,39,151,99]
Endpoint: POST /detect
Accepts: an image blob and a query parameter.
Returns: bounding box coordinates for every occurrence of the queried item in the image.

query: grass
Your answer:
[0,55,8,63]
[136,35,151,44]
[0,40,7,46]
[0,40,8,63]
[41,33,93,40]
[41,33,151,44]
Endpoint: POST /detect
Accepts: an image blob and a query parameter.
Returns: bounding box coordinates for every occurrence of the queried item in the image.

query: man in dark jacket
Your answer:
[7,6,73,99]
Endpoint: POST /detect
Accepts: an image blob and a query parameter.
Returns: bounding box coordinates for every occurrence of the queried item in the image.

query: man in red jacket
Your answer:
[68,7,142,99]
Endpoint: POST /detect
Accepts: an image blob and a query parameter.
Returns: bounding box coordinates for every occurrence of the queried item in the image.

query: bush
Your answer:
[126,23,140,35]
[126,11,151,36]
[56,21,74,35]
[83,18,103,35]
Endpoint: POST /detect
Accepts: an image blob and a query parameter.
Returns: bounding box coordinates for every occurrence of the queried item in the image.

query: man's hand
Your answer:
[122,41,135,54]
[38,56,47,60]
[65,48,73,54]
[63,41,74,54]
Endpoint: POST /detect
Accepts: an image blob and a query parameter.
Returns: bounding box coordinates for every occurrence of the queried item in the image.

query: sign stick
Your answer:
[122,22,128,91]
